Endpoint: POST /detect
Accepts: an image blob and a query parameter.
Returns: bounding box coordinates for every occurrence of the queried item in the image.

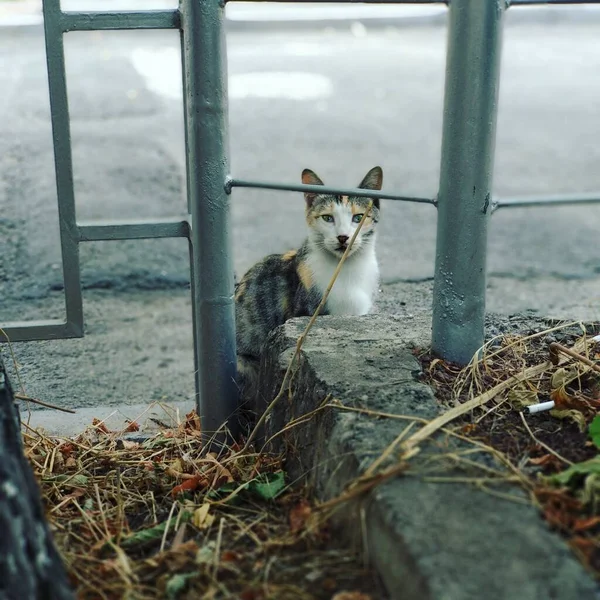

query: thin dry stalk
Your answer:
[549,342,600,375]
[14,393,76,413]
[518,412,573,466]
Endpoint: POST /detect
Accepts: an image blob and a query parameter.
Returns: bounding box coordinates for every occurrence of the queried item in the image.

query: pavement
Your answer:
[0,4,599,428]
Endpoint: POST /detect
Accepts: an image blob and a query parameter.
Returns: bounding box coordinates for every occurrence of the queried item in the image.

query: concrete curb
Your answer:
[21,400,195,437]
[257,315,598,600]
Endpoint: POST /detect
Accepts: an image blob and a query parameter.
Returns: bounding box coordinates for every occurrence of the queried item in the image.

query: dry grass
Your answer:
[418,321,600,578]
[23,413,383,600]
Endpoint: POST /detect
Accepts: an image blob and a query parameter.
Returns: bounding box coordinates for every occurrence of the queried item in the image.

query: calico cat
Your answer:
[235,166,383,400]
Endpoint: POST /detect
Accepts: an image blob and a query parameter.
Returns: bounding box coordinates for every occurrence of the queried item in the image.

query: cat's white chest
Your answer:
[308,249,379,316]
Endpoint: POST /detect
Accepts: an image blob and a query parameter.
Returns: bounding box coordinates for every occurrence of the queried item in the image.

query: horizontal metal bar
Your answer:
[510,1,600,5]
[0,320,82,343]
[77,217,190,242]
[226,0,447,4]
[493,192,600,212]
[60,10,180,32]
[226,178,436,205]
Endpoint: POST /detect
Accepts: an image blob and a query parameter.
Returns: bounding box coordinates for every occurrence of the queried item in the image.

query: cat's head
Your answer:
[302,167,382,258]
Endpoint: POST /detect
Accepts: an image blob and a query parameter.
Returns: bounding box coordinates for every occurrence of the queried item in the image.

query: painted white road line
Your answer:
[130,47,333,101]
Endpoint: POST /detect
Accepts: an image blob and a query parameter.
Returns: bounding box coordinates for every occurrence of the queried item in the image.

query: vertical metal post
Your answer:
[42,0,84,336]
[180,0,238,438]
[431,0,504,365]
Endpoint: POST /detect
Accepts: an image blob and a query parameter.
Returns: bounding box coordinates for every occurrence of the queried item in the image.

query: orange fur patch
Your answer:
[297,261,313,290]
[282,250,297,262]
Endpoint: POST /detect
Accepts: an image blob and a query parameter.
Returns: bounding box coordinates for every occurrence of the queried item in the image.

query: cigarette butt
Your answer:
[527,401,555,414]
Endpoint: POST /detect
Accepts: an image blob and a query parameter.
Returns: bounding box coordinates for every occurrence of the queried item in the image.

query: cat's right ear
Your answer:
[302,169,324,208]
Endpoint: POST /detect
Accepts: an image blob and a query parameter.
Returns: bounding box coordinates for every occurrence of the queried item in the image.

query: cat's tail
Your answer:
[236,355,260,409]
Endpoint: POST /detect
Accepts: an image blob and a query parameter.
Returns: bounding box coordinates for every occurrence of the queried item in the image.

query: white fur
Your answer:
[306,238,379,315]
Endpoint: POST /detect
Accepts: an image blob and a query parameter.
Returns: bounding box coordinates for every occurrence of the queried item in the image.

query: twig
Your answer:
[316,459,410,513]
[518,412,573,466]
[0,327,26,394]
[549,342,600,375]
[401,360,553,453]
[14,393,76,414]
[241,201,374,453]
[159,502,177,553]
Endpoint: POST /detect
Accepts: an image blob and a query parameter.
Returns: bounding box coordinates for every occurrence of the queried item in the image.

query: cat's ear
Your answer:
[358,166,383,191]
[302,169,324,208]
[359,166,382,209]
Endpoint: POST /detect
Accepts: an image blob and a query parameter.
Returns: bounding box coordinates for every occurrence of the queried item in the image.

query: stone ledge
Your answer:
[256,314,597,600]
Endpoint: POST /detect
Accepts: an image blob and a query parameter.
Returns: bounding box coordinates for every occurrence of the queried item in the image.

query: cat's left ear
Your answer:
[302,168,324,208]
[358,166,383,209]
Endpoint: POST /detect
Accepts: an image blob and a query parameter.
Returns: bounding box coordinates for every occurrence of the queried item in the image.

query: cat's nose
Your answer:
[337,235,349,245]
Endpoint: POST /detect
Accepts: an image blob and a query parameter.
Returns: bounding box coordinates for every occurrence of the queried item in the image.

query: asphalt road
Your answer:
[2,19,600,313]
[0,16,599,417]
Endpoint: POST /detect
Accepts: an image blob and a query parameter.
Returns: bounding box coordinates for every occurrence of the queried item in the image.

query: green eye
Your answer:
[321,215,334,223]
[352,214,364,223]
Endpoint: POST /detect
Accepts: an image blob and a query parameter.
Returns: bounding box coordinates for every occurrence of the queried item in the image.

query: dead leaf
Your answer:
[289,499,312,533]
[124,421,140,432]
[91,418,110,434]
[192,503,215,529]
[573,516,600,532]
[460,423,477,435]
[240,590,263,600]
[507,384,538,410]
[184,410,201,432]
[331,592,372,600]
[221,550,240,562]
[59,443,75,457]
[171,475,208,497]
[529,454,562,469]
[120,440,139,451]
[549,409,587,432]
[550,387,573,407]
[551,367,571,390]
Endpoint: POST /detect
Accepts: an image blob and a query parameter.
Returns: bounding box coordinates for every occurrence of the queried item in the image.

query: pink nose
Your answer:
[337,235,349,245]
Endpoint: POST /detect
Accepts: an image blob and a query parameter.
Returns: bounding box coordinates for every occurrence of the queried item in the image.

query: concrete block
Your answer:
[257,315,597,600]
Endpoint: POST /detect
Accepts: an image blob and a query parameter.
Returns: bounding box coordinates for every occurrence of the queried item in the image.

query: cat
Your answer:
[235,166,383,401]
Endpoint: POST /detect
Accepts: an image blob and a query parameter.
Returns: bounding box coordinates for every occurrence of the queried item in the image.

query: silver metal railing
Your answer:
[1,0,600,437]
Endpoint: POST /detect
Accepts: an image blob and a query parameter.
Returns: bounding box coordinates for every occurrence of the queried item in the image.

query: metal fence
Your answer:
[2,0,600,436]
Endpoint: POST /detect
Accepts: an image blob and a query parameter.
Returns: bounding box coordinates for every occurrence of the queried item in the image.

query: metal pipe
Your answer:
[226,178,436,206]
[78,218,190,242]
[0,321,76,343]
[42,0,84,338]
[493,192,600,212]
[225,0,447,4]
[181,0,238,441]
[61,10,179,32]
[432,0,504,365]
[510,1,600,5]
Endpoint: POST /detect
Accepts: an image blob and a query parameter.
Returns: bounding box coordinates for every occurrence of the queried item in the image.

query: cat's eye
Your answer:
[352,214,364,223]
[321,215,334,223]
